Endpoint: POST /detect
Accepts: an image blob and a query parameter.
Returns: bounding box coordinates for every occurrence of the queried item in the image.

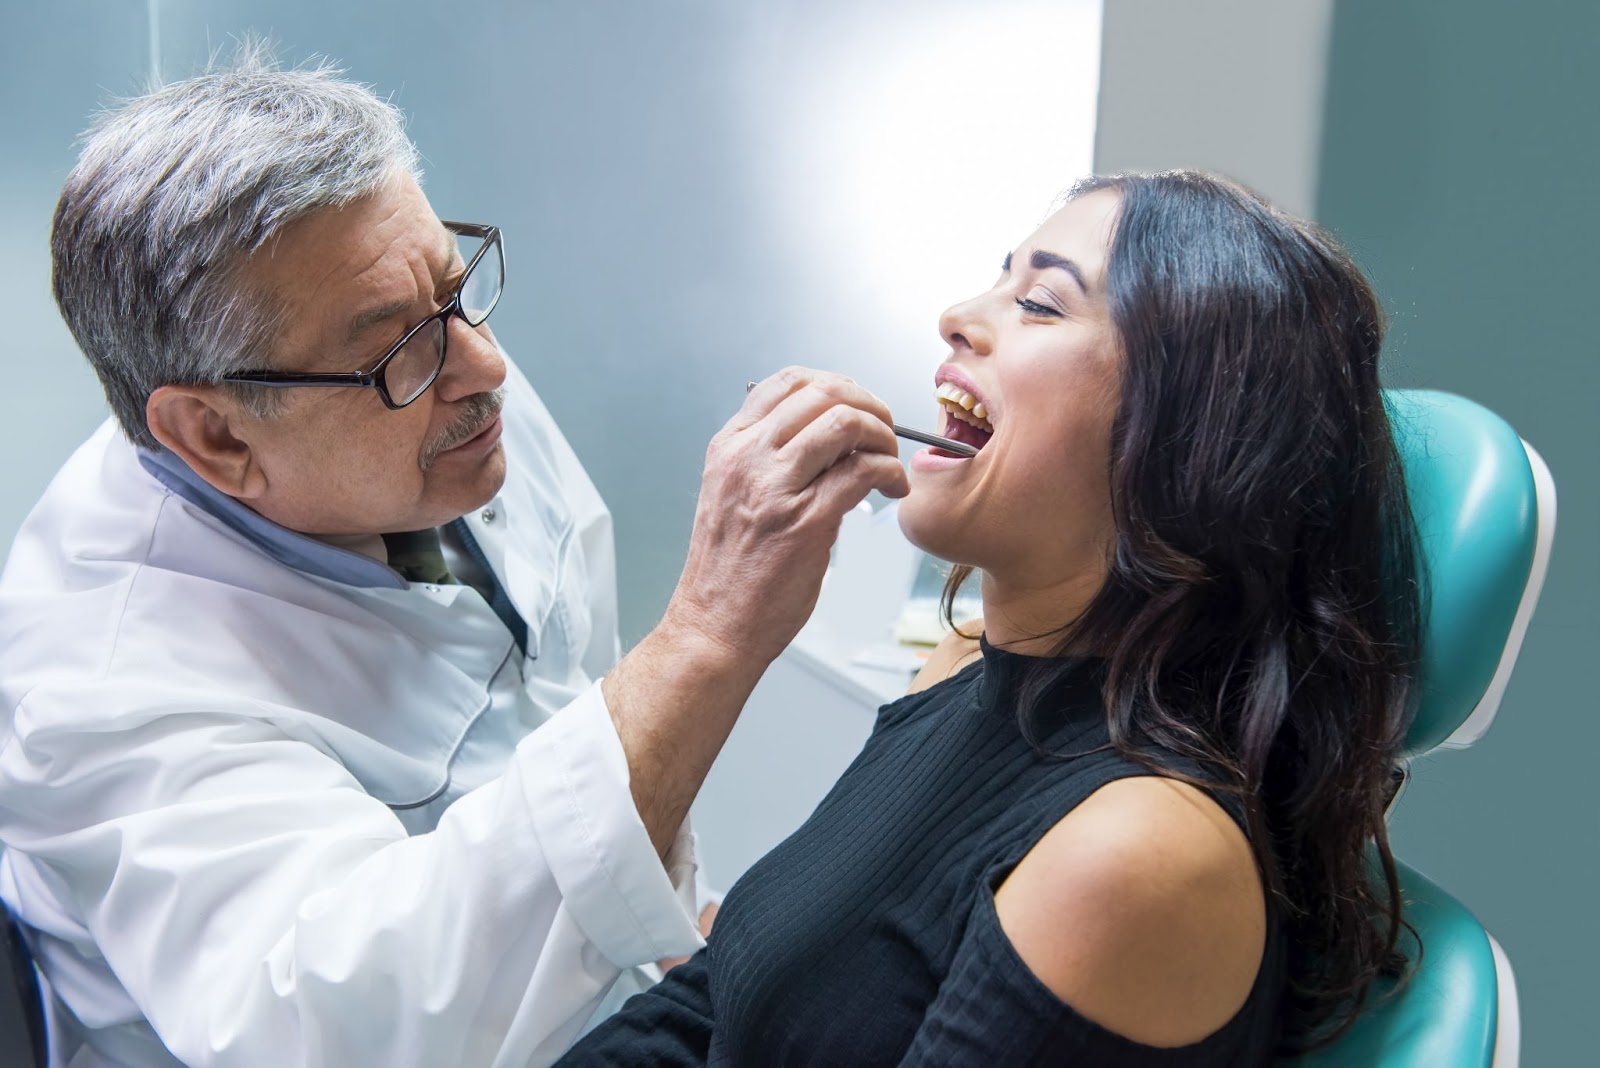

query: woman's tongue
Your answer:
[940,412,994,455]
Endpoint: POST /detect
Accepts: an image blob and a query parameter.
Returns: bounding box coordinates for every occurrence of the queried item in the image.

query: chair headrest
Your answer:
[1386,390,1555,755]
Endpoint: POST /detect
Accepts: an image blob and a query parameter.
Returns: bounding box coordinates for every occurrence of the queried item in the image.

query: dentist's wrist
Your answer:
[657,597,771,679]
[602,617,766,857]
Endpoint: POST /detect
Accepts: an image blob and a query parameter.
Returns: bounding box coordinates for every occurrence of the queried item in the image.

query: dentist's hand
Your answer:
[604,367,908,858]
[664,367,910,666]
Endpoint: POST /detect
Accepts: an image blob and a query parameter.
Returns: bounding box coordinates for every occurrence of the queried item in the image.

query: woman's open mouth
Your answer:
[935,382,995,456]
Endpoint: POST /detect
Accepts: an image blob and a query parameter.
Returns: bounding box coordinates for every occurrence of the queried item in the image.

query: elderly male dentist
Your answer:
[0,55,908,1068]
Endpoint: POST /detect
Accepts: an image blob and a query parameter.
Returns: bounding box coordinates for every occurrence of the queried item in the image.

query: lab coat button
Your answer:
[481,507,497,523]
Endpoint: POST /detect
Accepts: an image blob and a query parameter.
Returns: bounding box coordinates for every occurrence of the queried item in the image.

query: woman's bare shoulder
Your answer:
[905,622,983,695]
[993,775,1267,1048]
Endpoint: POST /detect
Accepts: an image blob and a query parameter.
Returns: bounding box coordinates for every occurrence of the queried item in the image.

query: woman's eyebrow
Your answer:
[1030,249,1089,295]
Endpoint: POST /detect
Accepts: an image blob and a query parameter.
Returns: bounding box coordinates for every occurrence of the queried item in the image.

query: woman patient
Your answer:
[561,171,1421,1065]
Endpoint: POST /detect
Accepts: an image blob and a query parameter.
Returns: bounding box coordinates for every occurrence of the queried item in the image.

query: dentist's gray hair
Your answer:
[51,41,422,448]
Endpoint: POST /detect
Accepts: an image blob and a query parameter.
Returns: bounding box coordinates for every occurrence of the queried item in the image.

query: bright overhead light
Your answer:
[766,1,1103,343]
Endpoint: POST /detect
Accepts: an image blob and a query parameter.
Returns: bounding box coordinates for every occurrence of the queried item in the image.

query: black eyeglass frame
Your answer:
[222,221,504,410]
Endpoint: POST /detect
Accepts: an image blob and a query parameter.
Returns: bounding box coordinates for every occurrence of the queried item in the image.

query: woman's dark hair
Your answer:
[944,171,1424,1051]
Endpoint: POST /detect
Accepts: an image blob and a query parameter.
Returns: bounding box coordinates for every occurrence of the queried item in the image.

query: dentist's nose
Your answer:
[939,294,994,357]
[435,317,507,401]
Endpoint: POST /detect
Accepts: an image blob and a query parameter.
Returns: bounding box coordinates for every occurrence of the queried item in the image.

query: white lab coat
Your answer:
[0,361,705,1068]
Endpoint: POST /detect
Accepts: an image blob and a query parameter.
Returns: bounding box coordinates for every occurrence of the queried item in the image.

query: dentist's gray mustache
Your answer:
[420,388,505,470]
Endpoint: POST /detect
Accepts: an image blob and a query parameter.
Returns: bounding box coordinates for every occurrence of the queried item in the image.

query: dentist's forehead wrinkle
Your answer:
[343,227,457,343]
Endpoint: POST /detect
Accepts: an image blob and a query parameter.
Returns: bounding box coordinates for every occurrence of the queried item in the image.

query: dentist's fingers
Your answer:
[805,450,911,513]
[757,375,895,452]
[728,367,894,449]
[669,366,908,668]
[777,403,903,494]
[725,367,813,434]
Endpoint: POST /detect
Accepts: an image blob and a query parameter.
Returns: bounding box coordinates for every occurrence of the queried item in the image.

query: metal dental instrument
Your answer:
[745,382,979,458]
[888,422,978,457]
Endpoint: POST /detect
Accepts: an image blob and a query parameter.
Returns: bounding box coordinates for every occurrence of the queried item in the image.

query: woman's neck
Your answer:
[978,563,1108,658]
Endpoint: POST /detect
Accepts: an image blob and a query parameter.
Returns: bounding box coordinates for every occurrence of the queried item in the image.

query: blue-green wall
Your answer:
[1318,2,1599,1061]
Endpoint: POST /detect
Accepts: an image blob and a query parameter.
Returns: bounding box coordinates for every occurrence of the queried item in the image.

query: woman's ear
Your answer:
[145,385,267,500]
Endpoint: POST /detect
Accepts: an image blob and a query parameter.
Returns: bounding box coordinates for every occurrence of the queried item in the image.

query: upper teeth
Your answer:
[937,382,989,422]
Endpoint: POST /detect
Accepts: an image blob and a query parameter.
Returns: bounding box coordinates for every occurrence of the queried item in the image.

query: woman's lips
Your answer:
[909,446,971,473]
[934,366,994,424]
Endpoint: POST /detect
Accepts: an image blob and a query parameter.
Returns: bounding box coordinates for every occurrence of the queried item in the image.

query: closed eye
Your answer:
[1015,297,1061,318]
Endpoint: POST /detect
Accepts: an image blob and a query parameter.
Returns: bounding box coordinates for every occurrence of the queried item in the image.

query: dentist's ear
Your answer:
[146,385,270,500]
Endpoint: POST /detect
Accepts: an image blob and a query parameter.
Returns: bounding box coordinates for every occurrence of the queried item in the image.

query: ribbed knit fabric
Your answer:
[560,639,1286,1066]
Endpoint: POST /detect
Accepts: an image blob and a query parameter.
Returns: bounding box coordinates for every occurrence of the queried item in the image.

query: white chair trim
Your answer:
[1441,440,1557,749]
[1488,932,1520,1068]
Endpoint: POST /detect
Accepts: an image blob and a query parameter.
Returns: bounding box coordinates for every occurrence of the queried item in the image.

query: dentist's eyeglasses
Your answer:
[223,221,504,410]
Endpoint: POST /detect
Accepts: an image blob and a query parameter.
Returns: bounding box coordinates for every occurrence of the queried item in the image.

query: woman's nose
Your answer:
[436,316,507,400]
[938,294,994,357]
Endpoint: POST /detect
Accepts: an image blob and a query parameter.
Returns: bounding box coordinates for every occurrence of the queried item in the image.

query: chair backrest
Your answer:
[1290,391,1553,1067]
[1387,390,1556,754]
[1291,858,1506,1067]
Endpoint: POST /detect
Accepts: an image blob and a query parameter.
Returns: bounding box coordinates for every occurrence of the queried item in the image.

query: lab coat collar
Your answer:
[137,447,408,590]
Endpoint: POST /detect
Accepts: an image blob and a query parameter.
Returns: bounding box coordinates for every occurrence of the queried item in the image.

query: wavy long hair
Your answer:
[944,171,1424,1050]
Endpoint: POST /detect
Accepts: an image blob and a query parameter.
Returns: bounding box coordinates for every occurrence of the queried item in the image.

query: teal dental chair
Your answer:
[1289,390,1556,1067]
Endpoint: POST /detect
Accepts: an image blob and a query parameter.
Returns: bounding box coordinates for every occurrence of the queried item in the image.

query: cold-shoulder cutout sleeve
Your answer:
[897,888,1276,1067]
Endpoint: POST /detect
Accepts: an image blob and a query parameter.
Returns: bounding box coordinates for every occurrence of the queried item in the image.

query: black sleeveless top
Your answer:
[560,640,1286,1066]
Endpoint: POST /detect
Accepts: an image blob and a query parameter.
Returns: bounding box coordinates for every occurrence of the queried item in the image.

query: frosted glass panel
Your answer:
[0,2,150,549]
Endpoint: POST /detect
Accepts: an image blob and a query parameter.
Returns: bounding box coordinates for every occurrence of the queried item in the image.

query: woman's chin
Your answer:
[895,495,982,567]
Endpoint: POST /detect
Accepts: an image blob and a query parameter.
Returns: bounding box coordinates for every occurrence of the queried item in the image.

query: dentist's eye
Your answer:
[1015,297,1061,318]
